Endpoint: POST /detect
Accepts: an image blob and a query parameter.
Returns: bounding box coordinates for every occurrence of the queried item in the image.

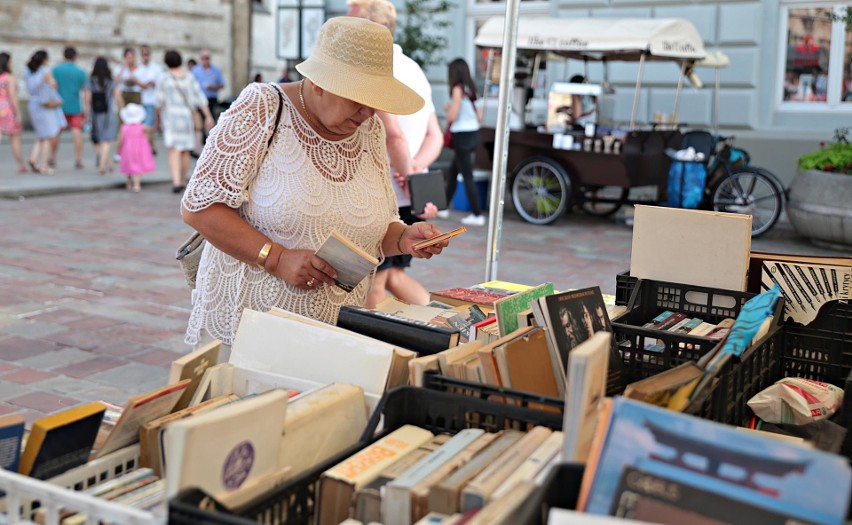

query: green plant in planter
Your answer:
[796,127,852,175]
[397,0,454,69]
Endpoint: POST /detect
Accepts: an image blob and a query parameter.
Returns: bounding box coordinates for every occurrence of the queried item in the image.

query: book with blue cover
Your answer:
[0,415,25,473]
[584,397,852,525]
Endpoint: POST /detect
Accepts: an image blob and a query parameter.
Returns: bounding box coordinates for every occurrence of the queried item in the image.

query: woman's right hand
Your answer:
[272,248,338,290]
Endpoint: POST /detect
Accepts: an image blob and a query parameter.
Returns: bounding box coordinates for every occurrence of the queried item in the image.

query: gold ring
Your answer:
[307,279,316,287]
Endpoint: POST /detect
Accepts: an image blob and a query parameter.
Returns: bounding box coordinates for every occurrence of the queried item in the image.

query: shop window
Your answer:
[780,4,852,107]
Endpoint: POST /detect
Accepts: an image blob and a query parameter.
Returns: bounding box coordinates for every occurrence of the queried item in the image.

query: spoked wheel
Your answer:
[580,186,629,217]
[511,156,571,225]
[712,167,783,237]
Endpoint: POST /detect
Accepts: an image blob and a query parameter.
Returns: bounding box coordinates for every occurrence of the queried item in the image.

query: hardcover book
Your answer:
[337,305,461,356]
[494,282,554,337]
[167,339,221,411]
[583,397,852,525]
[562,331,611,463]
[759,259,851,326]
[0,415,25,472]
[18,401,106,480]
[315,229,379,292]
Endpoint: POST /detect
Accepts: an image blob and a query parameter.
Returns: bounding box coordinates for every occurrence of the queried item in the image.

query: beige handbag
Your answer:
[175,84,284,289]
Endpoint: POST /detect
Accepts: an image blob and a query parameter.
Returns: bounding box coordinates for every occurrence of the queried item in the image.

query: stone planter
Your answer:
[787,169,852,248]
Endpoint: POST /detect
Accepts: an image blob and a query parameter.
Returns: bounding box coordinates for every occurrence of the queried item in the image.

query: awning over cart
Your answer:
[474,16,706,61]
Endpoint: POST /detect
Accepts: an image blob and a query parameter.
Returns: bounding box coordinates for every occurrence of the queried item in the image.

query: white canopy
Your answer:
[475,16,706,60]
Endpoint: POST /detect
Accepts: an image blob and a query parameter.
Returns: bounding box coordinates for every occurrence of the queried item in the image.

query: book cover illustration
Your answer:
[544,286,612,365]
[760,260,851,326]
[585,398,851,525]
[494,282,555,337]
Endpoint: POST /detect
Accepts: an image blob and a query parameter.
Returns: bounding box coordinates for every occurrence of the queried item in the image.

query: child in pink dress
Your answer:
[117,103,155,192]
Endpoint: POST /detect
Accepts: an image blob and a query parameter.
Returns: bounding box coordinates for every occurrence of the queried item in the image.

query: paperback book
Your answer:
[315,230,379,292]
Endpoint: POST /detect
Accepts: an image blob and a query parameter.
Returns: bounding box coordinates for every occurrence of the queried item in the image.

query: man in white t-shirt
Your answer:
[134,45,165,153]
[348,0,444,308]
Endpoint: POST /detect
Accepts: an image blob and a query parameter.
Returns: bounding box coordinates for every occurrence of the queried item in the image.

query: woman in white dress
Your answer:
[155,50,214,192]
[180,17,452,349]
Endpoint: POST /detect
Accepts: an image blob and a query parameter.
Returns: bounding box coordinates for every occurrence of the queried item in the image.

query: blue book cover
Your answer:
[586,397,851,525]
[0,415,25,473]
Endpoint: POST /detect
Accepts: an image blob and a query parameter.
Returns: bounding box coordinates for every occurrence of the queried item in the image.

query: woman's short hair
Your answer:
[164,50,182,69]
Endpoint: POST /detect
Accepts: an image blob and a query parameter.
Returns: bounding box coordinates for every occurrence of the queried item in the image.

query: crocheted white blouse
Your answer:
[182,82,399,345]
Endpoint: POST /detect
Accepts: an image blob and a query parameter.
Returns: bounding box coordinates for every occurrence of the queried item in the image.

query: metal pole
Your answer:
[484,1,521,281]
[672,60,686,125]
[629,52,646,130]
[713,67,721,133]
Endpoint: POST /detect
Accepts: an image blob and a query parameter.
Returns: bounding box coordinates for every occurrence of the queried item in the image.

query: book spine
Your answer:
[643,310,674,328]
[652,312,686,331]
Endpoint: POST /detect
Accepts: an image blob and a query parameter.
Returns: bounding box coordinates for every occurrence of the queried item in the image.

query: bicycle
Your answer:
[703,134,786,237]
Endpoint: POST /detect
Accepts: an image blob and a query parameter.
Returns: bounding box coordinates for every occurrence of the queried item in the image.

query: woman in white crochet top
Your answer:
[180,17,450,347]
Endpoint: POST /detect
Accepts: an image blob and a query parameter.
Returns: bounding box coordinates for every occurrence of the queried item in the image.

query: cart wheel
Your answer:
[580,186,629,217]
[712,167,783,237]
[510,156,571,225]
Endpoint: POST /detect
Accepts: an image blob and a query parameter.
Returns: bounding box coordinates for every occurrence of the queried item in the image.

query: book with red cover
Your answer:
[429,288,508,309]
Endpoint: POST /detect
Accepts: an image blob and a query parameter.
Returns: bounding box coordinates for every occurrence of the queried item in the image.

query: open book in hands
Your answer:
[315,230,379,292]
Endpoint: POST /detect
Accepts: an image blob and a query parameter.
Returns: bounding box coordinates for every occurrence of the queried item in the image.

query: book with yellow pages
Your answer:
[315,229,379,292]
[19,401,106,479]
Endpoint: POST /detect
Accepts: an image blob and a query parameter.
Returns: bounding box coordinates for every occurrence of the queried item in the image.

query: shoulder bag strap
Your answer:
[172,74,194,111]
[266,82,284,151]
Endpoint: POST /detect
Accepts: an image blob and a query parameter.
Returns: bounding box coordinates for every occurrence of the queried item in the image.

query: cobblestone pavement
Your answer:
[0,133,840,424]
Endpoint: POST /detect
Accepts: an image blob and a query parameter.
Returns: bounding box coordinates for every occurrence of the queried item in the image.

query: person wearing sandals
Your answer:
[155,50,214,193]
[117,103,155,192]
[0,52,27,173]
[87,57,120,175]
[181,17,452,351]
[24,50,66,175]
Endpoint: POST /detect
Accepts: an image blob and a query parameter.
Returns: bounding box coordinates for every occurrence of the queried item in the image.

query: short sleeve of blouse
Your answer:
[181,83,281,212]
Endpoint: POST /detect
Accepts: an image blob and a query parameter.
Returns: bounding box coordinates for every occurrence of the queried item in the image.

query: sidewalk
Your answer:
[1,131,174,199]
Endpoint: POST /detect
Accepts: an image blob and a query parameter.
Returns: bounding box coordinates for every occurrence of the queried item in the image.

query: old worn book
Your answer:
[460,426,552,512]
[162,388,289,499]
[494,282,554,337]
[622,361,704,407]
[0,414,25,473]
[464,480,536,525]
[437,340,484,380]
[630,205,752,291]
[167,339,221,411]
[490,430,563,500]
[562,332,611,463]
[408,354,441,387]
[92,380,191,459]
[278,383,368,477]
[315,229,379,292]
[353,434,451,525]
[492,326,560,399]
[18,402,105,480]
[317,425,435,525]
[409,432,499,522]
[383,429,485,525]
[337,305,461,356]
[475,326,536,389]
[428,430,522,515]
[139,393,239,475]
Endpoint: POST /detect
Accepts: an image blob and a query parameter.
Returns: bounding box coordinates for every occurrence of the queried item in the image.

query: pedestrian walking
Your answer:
[185,58,204,157]
[191,50,224,122]
[117,103,155,192]
[443,58,484,226]
[0,52,27,173]
[135,45,164,155]
[114,48,141,106]
[51,46,89,170]
[348,0,445,308]
[87,57,120,175]
[25,50,65,175]
[156,50,213,193]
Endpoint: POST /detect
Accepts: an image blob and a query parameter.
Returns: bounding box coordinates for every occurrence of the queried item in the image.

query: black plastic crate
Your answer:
[782,300,852,387]
[421,372,565,410]
[514,464,584,525]
[612,278,760,384]
[614,270,637,307]
[169,386,563,525]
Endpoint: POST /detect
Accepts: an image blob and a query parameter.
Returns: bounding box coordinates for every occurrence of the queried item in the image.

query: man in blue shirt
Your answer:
[191,50,224,122]
[52,47,88,169]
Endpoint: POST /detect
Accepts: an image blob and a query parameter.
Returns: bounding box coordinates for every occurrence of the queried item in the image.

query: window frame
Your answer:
[776,2,852,112]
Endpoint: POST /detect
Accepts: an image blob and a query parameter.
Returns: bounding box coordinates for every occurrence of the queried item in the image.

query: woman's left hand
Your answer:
[401,222,448,259]
[204,115,214,131]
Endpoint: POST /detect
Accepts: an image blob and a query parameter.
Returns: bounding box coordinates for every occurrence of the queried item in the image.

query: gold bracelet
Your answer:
[396,226,408,255]
[256,242,273,269]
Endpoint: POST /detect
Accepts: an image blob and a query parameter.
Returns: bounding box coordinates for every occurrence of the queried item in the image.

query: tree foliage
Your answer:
[397,0,454,68]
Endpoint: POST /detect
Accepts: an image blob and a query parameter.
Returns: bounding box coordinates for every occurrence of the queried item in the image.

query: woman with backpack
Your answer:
[87,57,120,175]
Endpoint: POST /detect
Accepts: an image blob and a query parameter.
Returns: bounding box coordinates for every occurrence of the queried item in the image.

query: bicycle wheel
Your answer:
[712,167,783,237]
[511,156,571,225]
[580,186,629,217]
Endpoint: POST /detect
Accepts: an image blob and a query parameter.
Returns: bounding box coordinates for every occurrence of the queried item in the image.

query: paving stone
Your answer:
[0,381,33,401]
[1,368,57,384]
[7,391,81,412]
[131,349,182,368]
[52,357,126,379]
[88,362,169,393]
[33,376,100,397]
[0,336,62,361]
[2,318,69,339]
[16,348,95,370]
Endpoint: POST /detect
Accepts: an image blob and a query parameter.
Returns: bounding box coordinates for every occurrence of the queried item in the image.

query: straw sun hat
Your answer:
[119,103,146,125]
[296,17,424,115]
